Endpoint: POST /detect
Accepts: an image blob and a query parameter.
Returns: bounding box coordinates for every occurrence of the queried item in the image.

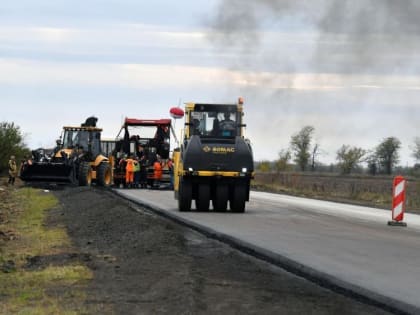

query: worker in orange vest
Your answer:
[153,155,163,189]
[125,155,135,188]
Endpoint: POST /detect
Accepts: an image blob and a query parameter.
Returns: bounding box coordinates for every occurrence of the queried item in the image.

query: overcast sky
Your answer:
[1,0,420,165]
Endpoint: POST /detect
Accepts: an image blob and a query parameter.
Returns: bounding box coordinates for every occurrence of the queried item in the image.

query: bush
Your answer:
[0,122,30,174]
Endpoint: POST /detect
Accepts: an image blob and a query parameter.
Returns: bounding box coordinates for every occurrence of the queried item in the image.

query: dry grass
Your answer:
[252,181,395,210]
[0,185,93,314]
[0,265,92,315]
[252,173,420,213]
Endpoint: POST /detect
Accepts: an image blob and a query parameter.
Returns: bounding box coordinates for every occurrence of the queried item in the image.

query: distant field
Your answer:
[252,172,420,213]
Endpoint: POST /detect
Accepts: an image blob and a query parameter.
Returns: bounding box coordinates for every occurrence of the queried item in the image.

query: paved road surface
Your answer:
[115,189,420,314]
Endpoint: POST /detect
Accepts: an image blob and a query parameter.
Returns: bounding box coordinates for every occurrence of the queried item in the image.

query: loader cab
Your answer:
[61,127,102,157]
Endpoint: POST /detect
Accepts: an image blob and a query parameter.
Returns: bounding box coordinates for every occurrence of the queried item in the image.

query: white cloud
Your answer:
[0,26,76,42]
[0,59,225,88]
[0,24,207,50]
[2,58,420,93]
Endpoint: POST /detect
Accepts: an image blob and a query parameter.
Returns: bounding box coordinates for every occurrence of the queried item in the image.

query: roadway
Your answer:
[114,188,420,314]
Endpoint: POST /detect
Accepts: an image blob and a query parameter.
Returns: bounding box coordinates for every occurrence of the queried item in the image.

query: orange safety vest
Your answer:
[125,158,135,172]
[153,161,162,180]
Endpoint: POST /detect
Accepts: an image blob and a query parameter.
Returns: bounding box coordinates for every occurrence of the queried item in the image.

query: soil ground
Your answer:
[42,186,393,315]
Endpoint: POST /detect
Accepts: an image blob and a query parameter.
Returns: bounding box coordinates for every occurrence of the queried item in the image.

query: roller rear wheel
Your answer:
[196,184,210,211]
[213,184,228,212]
[230,183,246,213]
[179,178,192,212]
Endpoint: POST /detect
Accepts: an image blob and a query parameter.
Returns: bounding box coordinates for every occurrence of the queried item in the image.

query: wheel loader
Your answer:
[173,98,254,212]
[20,117,112,186]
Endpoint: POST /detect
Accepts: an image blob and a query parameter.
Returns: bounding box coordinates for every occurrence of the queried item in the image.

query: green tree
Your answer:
[375,137,401,175]
[274,149,291,172]
[290,126,314,171]
[336,145,366,174]
[411,137,420,162]
[257,160,271,172]
[365,152,378,175]
[0,122,29,173]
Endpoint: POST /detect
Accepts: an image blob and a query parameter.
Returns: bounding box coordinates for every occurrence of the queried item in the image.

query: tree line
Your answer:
[2,121,420,177]
[258,125,420,176]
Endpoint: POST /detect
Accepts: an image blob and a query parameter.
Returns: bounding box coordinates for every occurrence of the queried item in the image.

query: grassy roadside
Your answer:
[252,173,420,213]
[251,181,394,210]
[0,185,93,314]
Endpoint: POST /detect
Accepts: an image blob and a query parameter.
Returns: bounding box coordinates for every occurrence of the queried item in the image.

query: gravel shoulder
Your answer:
[50,186,393,314]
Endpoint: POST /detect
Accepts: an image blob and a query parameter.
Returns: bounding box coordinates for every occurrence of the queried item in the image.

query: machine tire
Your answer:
[179,178,192,212]
[196,183,210,211]
[230,183,246,213]
[68,163,78,185]
[213,184,228,212]
[97,162,112,186]
[78,162,92,186]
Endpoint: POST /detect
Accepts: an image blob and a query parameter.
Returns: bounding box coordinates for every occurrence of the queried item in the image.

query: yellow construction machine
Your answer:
[20,117,112,186]
[173,98,254,212]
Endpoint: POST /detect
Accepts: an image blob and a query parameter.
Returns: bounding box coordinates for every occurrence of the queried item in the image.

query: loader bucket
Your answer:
[20,162,75,183]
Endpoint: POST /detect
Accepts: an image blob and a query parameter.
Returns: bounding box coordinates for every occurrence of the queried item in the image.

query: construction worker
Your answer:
[8,155,17,185]
[133,157,140,188]
[192,119,201,135]
[219,112,236,131]
[118,154,127,188]
[125,155,135,188]
[153,155,162,189]
[137,145,147,188]
[154,125,168,144]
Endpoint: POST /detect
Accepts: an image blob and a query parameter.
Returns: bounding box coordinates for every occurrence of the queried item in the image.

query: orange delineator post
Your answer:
[388,175,407,227]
